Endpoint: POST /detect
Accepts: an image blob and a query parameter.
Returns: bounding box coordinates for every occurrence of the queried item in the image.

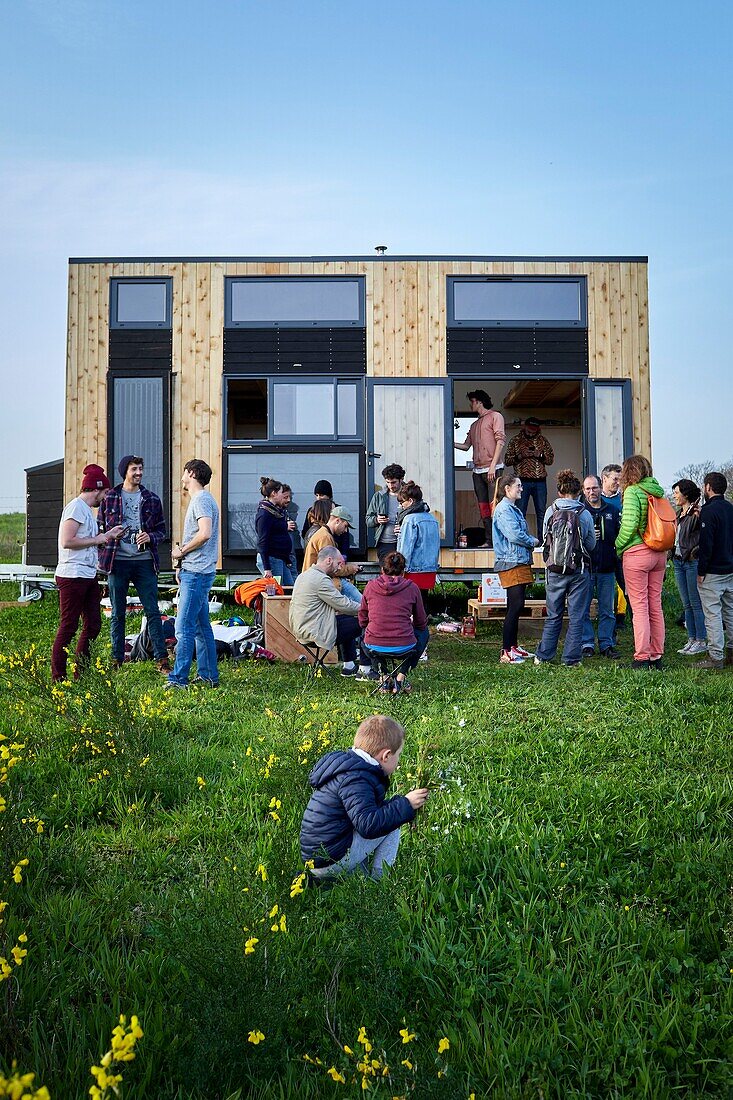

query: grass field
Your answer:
[0,581,731,1099]
[0,513,25,564]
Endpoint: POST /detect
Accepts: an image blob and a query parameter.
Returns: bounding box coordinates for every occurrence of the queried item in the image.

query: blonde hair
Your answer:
[353,715,405,756]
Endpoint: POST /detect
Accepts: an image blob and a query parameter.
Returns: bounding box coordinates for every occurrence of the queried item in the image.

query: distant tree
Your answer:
[671,458,733,502]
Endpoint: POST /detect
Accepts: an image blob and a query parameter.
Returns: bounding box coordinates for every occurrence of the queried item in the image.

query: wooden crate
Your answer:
[262,595,339,664]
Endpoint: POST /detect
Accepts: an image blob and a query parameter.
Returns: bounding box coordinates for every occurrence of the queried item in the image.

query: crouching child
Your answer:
[300,715,429,882]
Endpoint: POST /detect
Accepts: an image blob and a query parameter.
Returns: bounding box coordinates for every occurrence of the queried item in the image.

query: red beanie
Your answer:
[81,464,111,491]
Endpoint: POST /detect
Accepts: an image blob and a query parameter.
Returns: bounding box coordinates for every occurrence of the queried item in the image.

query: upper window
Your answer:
[448,277,586,328]
[110,279,172,328]
[225,277,365,328]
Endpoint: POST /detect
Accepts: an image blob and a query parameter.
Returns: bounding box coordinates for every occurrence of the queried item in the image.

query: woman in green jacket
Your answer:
[615,454,668,668]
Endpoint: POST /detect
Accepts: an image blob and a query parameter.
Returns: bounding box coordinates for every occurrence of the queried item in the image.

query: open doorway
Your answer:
[453,378,582,540]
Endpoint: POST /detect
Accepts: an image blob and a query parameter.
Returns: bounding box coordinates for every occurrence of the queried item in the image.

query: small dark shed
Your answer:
[25,458,63,566]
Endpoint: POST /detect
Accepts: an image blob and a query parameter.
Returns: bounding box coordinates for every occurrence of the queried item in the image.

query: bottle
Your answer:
[457,524,468,549]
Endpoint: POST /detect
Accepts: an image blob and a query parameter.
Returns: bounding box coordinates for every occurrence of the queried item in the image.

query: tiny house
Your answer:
[64,255,650,570]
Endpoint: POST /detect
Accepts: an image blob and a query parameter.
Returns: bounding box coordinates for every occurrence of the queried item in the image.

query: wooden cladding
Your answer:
[65,258,650,544]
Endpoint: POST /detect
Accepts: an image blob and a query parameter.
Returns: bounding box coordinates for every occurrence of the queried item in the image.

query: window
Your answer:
[226,277,364,327]
[448,277,586,327]
[110,376,166,504]
[224,378,362,442]
[110,279,172,328]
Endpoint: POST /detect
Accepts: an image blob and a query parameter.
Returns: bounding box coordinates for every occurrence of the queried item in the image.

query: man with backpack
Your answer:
[696,471,733,670]
[534,469,596,667]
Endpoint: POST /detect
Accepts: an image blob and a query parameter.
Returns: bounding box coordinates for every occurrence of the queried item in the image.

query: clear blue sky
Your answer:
[1,0,731,510]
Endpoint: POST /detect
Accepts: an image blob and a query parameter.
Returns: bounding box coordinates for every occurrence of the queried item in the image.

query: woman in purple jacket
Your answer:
[358,551,429,694]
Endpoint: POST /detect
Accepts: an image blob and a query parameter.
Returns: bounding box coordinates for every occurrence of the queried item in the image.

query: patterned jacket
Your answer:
[97,485,167,574]
[504,430,555,480]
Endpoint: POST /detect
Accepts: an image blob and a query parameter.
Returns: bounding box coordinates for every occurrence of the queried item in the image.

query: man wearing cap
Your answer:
[97,455,170,673]
[302,505,363,602]
[454,391,506,547]
[504,418,555,530]
[52,464,125,682]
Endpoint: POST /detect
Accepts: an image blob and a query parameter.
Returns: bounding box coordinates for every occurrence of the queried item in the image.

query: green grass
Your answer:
[0,581,731,1099]
[0,512,25,563]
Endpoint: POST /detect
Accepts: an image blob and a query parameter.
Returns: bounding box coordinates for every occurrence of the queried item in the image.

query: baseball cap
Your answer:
[330,506,354,528]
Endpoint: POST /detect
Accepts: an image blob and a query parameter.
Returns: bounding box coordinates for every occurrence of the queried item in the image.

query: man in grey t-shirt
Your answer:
[166,459,220,689]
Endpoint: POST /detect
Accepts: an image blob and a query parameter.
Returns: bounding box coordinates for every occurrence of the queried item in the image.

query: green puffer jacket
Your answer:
[615,477,666,555]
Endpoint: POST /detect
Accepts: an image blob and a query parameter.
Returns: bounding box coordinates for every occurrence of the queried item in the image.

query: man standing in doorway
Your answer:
[166,460,220,689]
[581,474,621,658]
[504,417,555,531]
[696,471,733,670]
[454,390,506,547]
[366,464,405,562]
[98,455,170,673]
[52,464,125,682]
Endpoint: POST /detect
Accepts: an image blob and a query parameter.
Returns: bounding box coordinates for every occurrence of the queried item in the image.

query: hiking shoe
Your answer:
[340,665,358,678]
[164,679,189,690]
[511,644,532,659]
[378,680,395,694]
[393,679,412,695]
[356,668,380,683]
[632,659,651,670]
[697,656,725,670]
[649,658,664,671]
[534,656,549,667]
[155,657,172,674]
[582,647,595,658]
[601,647,621,659]
[192,676,219,688]
[687,640,708,656]
[677,640,695,655]
[500,649,524,664]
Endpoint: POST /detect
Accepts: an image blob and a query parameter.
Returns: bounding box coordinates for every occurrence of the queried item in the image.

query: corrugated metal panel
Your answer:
[112,377,164,502]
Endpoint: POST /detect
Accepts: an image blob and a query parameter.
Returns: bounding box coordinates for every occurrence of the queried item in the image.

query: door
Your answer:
[582,379,633,476]
[366,379,454,544]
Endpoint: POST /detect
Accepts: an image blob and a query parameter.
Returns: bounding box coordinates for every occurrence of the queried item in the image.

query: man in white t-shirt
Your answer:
[52,464,124,682]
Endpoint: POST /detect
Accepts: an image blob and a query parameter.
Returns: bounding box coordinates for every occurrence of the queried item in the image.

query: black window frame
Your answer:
[225,276,366,329]
[222,375,364,445]
[110,277,172,329]
[447,276,587,328]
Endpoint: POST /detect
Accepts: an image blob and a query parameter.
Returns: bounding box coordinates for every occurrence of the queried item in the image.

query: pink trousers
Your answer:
[623,544,667,660]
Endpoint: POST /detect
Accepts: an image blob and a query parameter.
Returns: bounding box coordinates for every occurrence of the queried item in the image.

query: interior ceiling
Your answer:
[502,379,581,409]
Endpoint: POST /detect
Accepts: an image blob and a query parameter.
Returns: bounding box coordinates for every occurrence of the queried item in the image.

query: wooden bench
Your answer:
[261,594,338,664]
[468,598,598,622]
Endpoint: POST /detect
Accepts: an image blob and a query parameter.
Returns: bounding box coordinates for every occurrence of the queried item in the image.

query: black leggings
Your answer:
[502,584,527,651]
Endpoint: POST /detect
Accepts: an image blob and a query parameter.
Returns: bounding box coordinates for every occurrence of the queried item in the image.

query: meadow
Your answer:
[0,581,731,1099]
[0,514,25,565]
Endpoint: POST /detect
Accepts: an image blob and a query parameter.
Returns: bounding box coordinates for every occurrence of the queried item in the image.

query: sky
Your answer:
[1,0,731,511]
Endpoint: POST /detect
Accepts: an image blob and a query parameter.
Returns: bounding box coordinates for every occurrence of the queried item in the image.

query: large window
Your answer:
[448,277,586,327]
[110,279,172,328]
[224,378,362,442]
[225,277,365,327]
[109,375,167,506]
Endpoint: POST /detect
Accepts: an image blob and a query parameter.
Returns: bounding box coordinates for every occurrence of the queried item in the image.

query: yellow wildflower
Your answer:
[399,1028,416,1044]
[290,873,306,898]
[327,1067,346,1083]
[196,776,206,789]
[256,864,267,881]
[401,1059,413,1070]
[343,1045,354,1055]
[245,937,259,955]
[437,1037,450,1054]
[248,1029,265,1045]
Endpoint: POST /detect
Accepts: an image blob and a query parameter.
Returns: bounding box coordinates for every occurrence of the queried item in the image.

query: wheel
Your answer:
[20,586,44,602]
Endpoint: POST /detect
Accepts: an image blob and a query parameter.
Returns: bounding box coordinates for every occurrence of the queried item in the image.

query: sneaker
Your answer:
[356,668,380,683]
[419,650,428,663]
[677,640,695,655]
[632,659,651,670]
[340,665,357,678]
[394,678,412,695]
[687,640,708,656]
[534,656,548,667]
[155,657,172,674]
[500,649,524,664]
[600,647,621,659]
[511,644,532,659]
[582,647,595,658]
[164,679,189,690]
[649,658,664,671]
[192,676,219,688]
[696,656,725,670]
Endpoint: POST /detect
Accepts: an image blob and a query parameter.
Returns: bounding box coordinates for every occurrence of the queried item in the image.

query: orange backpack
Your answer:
[642,493,677,552]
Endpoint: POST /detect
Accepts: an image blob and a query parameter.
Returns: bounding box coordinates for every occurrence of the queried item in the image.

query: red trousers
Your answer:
[52,576,102,682]
[622,545,666,660]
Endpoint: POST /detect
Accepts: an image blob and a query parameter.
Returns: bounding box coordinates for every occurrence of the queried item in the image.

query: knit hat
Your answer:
[118,454,137,479]
[81,464,110,491]
[314,479,333,497]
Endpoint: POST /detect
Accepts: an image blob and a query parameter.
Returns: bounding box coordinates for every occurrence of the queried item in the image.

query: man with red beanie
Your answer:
[52,464,124,682]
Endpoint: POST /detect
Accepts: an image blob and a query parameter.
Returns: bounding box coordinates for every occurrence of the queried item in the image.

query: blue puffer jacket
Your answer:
[492,497,538,570]
[397,505,440,573]
[300,750,415,867]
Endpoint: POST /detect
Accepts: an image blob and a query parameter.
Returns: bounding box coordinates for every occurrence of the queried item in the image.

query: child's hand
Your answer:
[406,787,430,810]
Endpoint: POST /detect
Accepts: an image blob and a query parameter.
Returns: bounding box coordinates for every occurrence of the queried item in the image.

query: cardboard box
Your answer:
[481,573,507,606]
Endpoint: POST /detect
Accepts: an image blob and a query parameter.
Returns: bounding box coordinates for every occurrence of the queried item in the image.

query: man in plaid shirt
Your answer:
[98,455,170,673]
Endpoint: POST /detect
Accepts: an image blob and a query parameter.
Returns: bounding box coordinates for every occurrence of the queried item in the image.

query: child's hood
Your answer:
[308,749,381,789]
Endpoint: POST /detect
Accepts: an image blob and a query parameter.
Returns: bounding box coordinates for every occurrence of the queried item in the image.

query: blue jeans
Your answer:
[256,554,295,586]
[581,571,617,653]
[108,558,167,663]
[673,558,707,641]
[339,578,362,604]
[536,571,592,665]
[335,615,363,663]
[518,479,547,526]
[363,627,429,674]
[169,570,218,685]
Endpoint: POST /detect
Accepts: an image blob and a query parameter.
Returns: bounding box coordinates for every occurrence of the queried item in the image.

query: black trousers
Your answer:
[502,583,527,651]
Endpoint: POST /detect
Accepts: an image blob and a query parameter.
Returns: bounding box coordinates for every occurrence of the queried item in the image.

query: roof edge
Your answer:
[69,254,649,265]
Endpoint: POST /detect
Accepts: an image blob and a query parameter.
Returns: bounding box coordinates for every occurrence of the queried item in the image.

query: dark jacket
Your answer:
[674,504,702,563]
[583,500,620,573]
[358,574,428,649]
[255,500,292,570]
[97,484,166,574]
[698,496,733,576]
[300,749,415,867]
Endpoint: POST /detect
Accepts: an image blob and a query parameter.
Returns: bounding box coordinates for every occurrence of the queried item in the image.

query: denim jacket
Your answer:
[396,510,440,573]
[492,497,538,569]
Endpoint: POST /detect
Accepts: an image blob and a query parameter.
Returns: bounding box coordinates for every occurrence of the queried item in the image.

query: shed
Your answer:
[64,255,650,570]
[25,458,64,566]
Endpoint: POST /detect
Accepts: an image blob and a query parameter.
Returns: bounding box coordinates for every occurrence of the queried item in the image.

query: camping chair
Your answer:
[300,641,329,680]
[365,643,415,696]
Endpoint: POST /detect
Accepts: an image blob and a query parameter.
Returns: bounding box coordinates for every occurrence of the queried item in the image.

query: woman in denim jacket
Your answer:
[492,475,539,664]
